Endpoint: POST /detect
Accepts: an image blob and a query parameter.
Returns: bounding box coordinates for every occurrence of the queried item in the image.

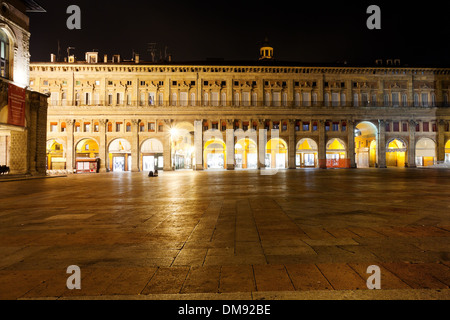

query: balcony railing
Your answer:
[47,99,450,109]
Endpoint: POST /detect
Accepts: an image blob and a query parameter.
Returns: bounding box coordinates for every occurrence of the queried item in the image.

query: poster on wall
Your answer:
[7,83,26,127]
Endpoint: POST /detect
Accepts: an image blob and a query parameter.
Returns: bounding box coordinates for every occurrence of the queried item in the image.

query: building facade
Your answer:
[29,51,450,174]
[0,0,47,175]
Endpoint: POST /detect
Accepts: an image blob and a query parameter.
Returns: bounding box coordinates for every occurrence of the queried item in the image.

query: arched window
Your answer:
[324,93,330,106]
[295,93,300,107]
[252,92,258,107]
[340,93,346,106]
[221,92,226,106]
[0,29,10,79]
[402,94,408,107]
[312,93,318,106]
[353,94,359,107]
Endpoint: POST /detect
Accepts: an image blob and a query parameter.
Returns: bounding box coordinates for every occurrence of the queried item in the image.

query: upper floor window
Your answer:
[402,94,408,107]
[0,29,10,79]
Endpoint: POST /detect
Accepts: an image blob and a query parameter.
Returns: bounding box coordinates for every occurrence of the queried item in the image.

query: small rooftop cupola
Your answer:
[259,37,274,60]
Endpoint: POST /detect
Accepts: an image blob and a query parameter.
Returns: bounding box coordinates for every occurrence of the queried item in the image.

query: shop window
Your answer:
[416,123,420,132]
[253,122,258,131]
[242,122,249,131]
[61,122,67,132]
[341,122,347,132]
[126,123,132,132]
[148,123,155,132]
[116,123,122,132]
[325,122,330,131]
[221,122,227,131]
[84,122,91,132]
[158,124,164,132]
[312,122,318,131]
[295,121,300,131]
[423,122,429,132]
[212,122,219,130]
[385,123,390,132]
[432,123,437,132]
[273,122,280,130]
[94,123,99,132]
[75,122,81,133]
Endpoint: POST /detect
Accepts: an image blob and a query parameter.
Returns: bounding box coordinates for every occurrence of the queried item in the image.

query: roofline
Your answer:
[29,61,450,71]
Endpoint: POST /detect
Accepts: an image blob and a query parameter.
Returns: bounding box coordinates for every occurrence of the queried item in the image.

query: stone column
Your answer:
[408,120,416,168]
[377,120,387,168]
[437,120,446,162]
[98,119,107,172]
[66,119,75,173]
[131,119,140,172]
[259,126,267,169]
[163,131,172,171]
[226,126,235,170]
[194,119,203,170]
[288,119,296,169]
[347,120,356,168]
[318,120,327,169]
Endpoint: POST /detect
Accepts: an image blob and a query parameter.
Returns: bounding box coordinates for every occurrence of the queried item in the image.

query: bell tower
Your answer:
[259,37,274,60]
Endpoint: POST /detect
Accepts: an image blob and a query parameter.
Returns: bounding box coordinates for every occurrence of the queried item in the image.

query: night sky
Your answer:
[28,0,449,66]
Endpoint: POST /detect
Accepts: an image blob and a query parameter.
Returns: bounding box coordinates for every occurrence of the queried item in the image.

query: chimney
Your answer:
[104,54,108,63]
[113,55,121,63]
[50,54,56,63]
[135,53,140,64]
[85,52,99,64]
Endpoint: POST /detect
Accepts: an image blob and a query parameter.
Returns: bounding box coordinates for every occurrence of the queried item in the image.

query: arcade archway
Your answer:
[204,139,226,169]
[75,138,100,173]
[415,138,436,167]
[170,123,194,170]
[108,138,131,172]
[296,138,318,168]
[141,138,164,172]
[266,138,288,169]
[355,122,377,168]
[235,138,258,169]
[46,139,66,170]
[446,140,450,163]
[386,138,407,167]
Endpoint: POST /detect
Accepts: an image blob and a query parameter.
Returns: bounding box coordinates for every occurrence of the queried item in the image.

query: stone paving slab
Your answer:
[0,169,449,300]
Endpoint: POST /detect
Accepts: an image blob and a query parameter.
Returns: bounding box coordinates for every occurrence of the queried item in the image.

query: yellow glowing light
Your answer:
[169,128,179,137]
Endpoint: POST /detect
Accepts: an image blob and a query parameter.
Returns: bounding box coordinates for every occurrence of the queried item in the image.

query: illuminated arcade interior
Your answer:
[355,122,377,168]
[296,138,318,168]
[46,139,65,170]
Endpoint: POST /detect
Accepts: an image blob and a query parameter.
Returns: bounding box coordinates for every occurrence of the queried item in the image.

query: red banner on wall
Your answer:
[7,83,26,127]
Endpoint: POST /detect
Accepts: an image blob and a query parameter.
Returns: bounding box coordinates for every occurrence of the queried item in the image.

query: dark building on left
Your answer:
[0,0,48,175]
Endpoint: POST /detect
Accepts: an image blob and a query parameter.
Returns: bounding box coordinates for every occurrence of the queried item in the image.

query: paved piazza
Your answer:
[0,168,449,300]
